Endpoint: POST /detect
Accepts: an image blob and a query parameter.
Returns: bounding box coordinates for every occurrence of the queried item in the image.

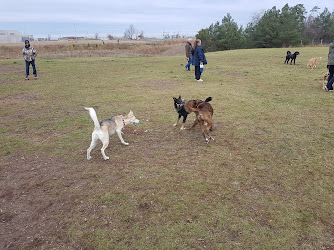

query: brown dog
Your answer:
[186,99,214,143]
[307,57,322,69]
[173,96,212,130]
[323,72,329,89]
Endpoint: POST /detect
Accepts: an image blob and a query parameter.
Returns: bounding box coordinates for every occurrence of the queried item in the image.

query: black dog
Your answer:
[173,96,212,130]
[284,51,300,65]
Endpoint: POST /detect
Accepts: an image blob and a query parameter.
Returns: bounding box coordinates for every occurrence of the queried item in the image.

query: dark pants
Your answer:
[195,66,201,80]
[25,60,37,77]
[327,65,334,90]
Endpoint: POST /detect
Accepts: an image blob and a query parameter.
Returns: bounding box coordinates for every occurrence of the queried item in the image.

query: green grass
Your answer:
[0,47,333,249]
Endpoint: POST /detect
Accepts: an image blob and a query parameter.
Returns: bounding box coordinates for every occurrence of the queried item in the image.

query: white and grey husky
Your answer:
[85,107,140,160]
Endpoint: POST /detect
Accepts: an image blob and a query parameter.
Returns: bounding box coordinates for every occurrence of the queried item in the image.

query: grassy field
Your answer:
[0,47,333,249]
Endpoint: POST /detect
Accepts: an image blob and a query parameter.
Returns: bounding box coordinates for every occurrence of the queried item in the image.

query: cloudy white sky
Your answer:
[1,0,333,38]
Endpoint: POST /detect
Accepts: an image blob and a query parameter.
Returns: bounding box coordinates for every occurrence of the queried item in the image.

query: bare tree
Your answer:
[138,30,144,40]
[95,33,99,39]
[107,34,114,40]
[124,25,137,40]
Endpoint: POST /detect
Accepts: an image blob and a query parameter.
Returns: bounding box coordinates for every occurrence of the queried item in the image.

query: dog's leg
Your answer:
[180,114,188,130]
[199,120,210,143]
[197,120,209,143]
[116,130,129,145]
[87,133,99,160]
[205,118,214,141]
[188,119,198,130]
[100,134,110,160]
[174,114,181,127]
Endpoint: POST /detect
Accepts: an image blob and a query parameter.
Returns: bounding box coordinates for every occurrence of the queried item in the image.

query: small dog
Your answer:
[187,99,214,143]
[85,107,140,160]
[307,57,322,69]
[284,51,300,65]
[173,96,212,130]
[323,72,329,89]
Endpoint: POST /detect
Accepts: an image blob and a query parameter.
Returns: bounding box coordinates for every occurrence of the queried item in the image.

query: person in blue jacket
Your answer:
[192,39,207,82]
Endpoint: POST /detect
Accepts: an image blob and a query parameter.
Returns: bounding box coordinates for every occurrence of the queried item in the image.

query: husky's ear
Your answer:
[129,110,133,115]
[178,95,181,99]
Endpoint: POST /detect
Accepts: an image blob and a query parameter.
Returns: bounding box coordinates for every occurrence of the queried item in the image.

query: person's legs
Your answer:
[327,65,334,90]
[195,66,200,80]
[25,60,30,78]
[185,56,192,70]
[31,60,37,77]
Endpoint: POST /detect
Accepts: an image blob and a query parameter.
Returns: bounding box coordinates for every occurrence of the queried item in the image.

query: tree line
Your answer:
[196,4,334,52]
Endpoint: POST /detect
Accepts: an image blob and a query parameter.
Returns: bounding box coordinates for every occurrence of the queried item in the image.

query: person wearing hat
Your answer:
[22,40,37,80]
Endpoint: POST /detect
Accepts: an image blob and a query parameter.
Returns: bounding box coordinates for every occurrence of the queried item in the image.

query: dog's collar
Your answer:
[120,115,126,126]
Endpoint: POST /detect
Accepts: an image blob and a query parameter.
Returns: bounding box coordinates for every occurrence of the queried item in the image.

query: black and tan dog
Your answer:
[173,96,214,143]
[173,96,212,130]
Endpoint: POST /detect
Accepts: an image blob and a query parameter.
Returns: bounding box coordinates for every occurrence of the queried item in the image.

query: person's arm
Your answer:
[198,48,205,63]
[33,48,37,57]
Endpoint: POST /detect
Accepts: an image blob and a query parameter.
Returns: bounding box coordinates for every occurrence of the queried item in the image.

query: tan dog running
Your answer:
[307,57,322,69]
[85,107,140,160]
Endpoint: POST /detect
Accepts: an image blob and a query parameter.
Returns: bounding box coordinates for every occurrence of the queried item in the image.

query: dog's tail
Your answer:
[85,107,100,130]
[204,97,212,102]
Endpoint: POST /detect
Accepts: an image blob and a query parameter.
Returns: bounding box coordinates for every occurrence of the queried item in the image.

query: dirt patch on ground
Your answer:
[0,92,41,106]
[0,155,71,249]
[0,152,132,249]
[0,65,22,73]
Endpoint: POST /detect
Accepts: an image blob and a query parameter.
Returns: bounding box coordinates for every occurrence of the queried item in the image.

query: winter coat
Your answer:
[185,42,193,58]
[328,42,334,66]
[22,46,37,62]
[192,46,207,66]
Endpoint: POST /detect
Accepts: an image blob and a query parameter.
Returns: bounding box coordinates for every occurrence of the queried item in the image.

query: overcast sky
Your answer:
[1,0,333,38]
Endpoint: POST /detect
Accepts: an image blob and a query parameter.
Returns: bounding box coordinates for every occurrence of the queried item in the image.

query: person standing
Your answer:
[192,39,207,82]
[185,38,193,71]
[325,41,334,91]
[22,40,37,80]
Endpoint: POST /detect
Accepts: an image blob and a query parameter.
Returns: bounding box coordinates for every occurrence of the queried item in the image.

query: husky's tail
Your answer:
[85,107,100,129]
[204,97,212,102]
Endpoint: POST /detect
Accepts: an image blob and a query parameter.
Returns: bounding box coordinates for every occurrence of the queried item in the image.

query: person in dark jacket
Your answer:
[185,38,193,71]
[192,39,207,82]
[325,41,334,91]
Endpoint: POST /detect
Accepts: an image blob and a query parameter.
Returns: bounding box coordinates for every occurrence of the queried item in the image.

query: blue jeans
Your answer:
[327,65,334,90]
[185,56,192,70]
[25,60,37,76]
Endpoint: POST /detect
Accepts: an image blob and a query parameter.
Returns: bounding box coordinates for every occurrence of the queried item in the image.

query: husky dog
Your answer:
[85,107,140,160]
